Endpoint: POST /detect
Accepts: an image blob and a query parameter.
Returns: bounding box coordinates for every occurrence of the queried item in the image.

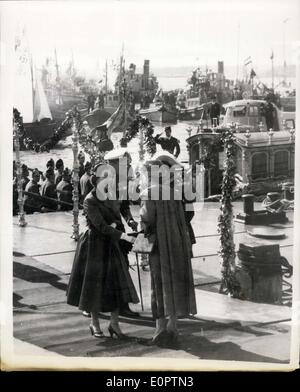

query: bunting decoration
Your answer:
[120,115,157,157]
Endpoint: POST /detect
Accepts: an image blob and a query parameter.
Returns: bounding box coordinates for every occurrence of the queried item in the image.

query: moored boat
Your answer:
[139,103,177,123]
[177,98,205,121]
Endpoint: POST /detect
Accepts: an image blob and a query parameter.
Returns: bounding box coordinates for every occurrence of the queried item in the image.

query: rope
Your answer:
[23,190,83,208]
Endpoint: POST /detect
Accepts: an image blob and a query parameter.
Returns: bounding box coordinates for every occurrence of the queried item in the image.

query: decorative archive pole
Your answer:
[218,123,239,296]
[138,124,146,162]
[13,114,27,227]
[71,113,80,240]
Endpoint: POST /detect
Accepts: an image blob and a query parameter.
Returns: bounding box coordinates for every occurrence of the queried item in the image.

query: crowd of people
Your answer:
[13,152,93,215]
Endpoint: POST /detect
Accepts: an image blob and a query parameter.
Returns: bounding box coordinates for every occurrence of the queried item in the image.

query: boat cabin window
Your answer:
[226,106,246,117]
[248,106,259,116]
[188,99,199,107]
[285,119,295,129]
[274,150,289,176]
[251,152,268,180]
[233,106,246,116]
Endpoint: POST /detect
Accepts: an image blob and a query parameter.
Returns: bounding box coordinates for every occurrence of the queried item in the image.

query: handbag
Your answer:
[132,232,156,254]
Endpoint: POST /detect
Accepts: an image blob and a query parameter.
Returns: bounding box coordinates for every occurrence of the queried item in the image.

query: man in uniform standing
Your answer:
[154,126,180,158]
[264,96,276,131]
[87,93,96,113]
[209,95,221,126]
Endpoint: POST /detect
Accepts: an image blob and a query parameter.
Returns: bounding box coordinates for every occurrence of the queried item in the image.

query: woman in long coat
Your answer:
[67,168,139,338]
[139,158,197,345]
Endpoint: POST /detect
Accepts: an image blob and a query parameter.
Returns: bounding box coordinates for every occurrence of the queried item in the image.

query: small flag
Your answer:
[244,56,252,66]
[270,51,274,60]
[250,69,256,78]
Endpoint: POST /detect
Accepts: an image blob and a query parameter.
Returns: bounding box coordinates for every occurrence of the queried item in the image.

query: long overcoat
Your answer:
[140,186,197,319]
[67,190,139,313]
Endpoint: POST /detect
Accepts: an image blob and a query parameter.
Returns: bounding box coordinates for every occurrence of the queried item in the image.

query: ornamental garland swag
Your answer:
[120,115,157,157]
[13,108,74,153]
[70,110,157,166]
[69,107,106,166]
[217,128,241,296]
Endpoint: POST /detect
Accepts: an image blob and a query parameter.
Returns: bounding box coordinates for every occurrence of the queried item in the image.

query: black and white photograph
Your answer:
[0,0,299,372]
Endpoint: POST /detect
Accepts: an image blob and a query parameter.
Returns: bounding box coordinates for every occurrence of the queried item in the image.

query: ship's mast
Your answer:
[282,18,289,86]
[235,23,240,83]
[105,59,108,105]
[271,50,274,90]
[119,43,124,100]
[54,48,62,103]
[30,54,35,118]
[54,48,60,82]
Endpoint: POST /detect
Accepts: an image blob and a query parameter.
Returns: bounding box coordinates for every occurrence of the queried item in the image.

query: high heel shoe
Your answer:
[89,324,104,338]
[108,324,128,340]
[167,330,180,347]
[138,330,169,347]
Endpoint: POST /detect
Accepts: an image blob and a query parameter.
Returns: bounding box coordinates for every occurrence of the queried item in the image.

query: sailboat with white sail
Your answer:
[14,28,56,143]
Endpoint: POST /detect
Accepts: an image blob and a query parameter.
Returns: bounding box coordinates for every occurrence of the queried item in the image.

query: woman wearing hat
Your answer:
[67,164,139,339]
[139,155,197,346]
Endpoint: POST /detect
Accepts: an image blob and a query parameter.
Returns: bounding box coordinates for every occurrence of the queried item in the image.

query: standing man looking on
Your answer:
[209,95,221,126]
[87,93,96,113]
[154,126,180,158]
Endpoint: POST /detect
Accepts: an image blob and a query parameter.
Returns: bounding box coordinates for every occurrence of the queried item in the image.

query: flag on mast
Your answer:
[244,56,252,66]
[270,51,274,60]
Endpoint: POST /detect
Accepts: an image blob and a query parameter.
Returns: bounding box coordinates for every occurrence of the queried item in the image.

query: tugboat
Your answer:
[139,103,178,123]
[177,61,234,121]
[139,88,177,123]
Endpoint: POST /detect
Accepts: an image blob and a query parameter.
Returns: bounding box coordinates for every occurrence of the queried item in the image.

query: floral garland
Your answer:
[68,110,157,166]
[120,115,157,156]
[13,108,73,153]
[197,135,223,169]
[69,107,106,166]
[217,128,241,296]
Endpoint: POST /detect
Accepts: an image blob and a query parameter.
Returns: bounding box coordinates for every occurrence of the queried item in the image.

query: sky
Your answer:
[1,0,299,81]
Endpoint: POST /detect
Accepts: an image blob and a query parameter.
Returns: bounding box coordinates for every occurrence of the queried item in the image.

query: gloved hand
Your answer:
[121,233,136,244]
[128,219,138,232]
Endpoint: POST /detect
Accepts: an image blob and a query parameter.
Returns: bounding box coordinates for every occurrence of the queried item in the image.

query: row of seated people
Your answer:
[13,155,93,215]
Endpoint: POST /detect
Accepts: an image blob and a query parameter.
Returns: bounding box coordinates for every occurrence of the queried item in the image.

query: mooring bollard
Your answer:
[282,182,294,200]
[242,194,254,215]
